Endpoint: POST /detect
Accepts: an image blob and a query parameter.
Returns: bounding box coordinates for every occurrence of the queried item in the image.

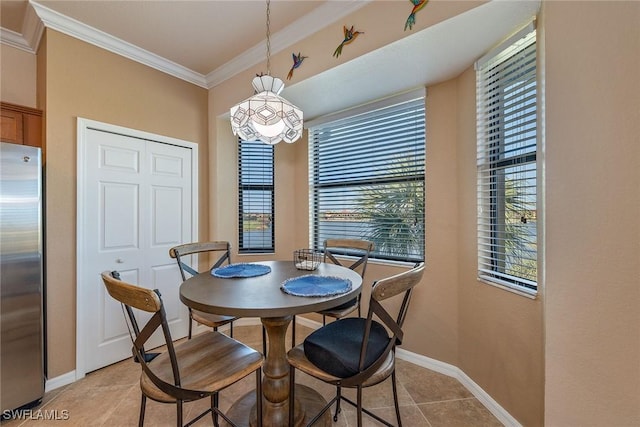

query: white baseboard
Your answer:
[395,348,522,427]
[45,370,77,393]
[48,317,520,426]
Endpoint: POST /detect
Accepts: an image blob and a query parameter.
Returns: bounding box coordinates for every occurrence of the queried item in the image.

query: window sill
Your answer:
[477,277,538,300]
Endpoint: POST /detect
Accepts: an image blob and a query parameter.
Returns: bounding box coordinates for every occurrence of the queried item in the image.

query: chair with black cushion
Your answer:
[287,262,425,427]
[170,241,238,340]
[291,239,373,347]
[101,271,263,427]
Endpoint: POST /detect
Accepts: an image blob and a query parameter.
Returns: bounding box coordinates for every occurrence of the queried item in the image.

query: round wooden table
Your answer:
[179,260,362,427]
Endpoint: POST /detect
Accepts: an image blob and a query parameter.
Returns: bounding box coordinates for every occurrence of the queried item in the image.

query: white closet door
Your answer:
[78,123,196,374]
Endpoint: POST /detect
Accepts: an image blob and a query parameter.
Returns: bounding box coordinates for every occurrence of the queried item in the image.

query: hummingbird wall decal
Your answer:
[287,52,307,80]
[405,0,428,31]
[333,25,364,58]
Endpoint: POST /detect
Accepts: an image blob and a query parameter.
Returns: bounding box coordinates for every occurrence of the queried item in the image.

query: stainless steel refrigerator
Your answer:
[0,142,44,413]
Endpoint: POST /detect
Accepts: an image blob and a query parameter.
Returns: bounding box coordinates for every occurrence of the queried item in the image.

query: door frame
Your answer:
[75,117,199,379]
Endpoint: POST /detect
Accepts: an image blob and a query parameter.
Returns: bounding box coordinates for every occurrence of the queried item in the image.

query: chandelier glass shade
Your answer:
[229,0,303,145]
[230,75,303,145]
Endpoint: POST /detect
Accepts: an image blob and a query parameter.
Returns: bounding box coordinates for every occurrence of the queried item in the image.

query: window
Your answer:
[476,26,538,293]
[309,91,426,263]
[238,140,274,253]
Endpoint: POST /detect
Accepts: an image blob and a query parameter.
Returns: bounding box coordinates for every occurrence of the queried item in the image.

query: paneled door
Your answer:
[77,119,198,375]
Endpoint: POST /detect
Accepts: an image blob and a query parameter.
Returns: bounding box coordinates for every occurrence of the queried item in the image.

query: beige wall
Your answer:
[543,1,640,425]
[1,44,37,107]
[41,29,209,377]
[422,81,461,364]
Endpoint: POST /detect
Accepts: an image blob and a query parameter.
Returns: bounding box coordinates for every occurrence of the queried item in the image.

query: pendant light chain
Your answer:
[266,0,271,76]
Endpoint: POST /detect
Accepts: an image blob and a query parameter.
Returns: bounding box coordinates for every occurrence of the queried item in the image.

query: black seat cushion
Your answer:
[303,317,390,378]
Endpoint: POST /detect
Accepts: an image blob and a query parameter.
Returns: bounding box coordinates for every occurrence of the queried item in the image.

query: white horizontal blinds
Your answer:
[309,95,425,262]
[477,29,537,292]
[238,140,274,253]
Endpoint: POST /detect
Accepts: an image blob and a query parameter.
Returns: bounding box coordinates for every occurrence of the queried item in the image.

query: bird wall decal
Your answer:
[405,0,428,31]
[287,52,307,80]
[333,25,364,58]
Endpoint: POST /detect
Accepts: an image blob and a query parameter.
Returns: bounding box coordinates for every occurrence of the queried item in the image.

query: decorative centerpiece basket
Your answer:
[293,249,321,271]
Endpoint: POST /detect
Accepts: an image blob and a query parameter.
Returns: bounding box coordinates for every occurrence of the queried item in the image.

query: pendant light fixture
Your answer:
[230,0,303,145]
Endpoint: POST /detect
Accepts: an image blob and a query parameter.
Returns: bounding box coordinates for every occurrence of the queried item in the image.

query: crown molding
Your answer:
[206,0,373,88]
[29,0,208,88]
[7,0,371,90]
[0,27,32,52]
[23,2,45,52]
[0,1,44,53]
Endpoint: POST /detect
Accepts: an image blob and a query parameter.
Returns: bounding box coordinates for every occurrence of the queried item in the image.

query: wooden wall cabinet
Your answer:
[1,102,43,148]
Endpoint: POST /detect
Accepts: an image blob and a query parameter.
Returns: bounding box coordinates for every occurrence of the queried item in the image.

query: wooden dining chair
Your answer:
[169,241,238,339]
[320,239,374,320]
[101,271,263,427]
[291,239,374,347]
[287,262,425,427]
[109,271,160,364]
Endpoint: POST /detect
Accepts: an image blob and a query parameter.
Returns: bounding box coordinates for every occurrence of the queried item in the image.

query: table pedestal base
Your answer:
[224,384,331,427]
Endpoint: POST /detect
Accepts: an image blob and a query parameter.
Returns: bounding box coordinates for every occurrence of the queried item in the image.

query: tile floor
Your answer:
[2,325,502,426]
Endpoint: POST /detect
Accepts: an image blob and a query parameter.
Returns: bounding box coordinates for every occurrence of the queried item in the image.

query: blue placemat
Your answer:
[281,275,352,297]
[212,263,272,278]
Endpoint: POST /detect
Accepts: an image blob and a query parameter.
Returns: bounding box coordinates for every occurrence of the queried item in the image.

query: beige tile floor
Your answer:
[2,325,502,427]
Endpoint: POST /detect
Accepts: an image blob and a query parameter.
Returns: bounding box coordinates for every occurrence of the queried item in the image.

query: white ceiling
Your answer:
[27,1,327,75]
[1,0,540,120]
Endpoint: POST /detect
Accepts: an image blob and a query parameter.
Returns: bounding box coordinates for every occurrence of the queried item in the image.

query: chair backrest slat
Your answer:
[371,262,424,303]
[170,241,232,281]
[323,239,374,278]
[102,271,161,313]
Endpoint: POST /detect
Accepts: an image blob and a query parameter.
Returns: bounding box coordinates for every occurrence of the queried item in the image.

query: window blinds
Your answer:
[238,140,274,253]
[309,94,426,262]
[476,29,538,292]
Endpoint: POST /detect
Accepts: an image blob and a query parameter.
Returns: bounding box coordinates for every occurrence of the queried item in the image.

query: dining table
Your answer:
[179,259,363,427]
